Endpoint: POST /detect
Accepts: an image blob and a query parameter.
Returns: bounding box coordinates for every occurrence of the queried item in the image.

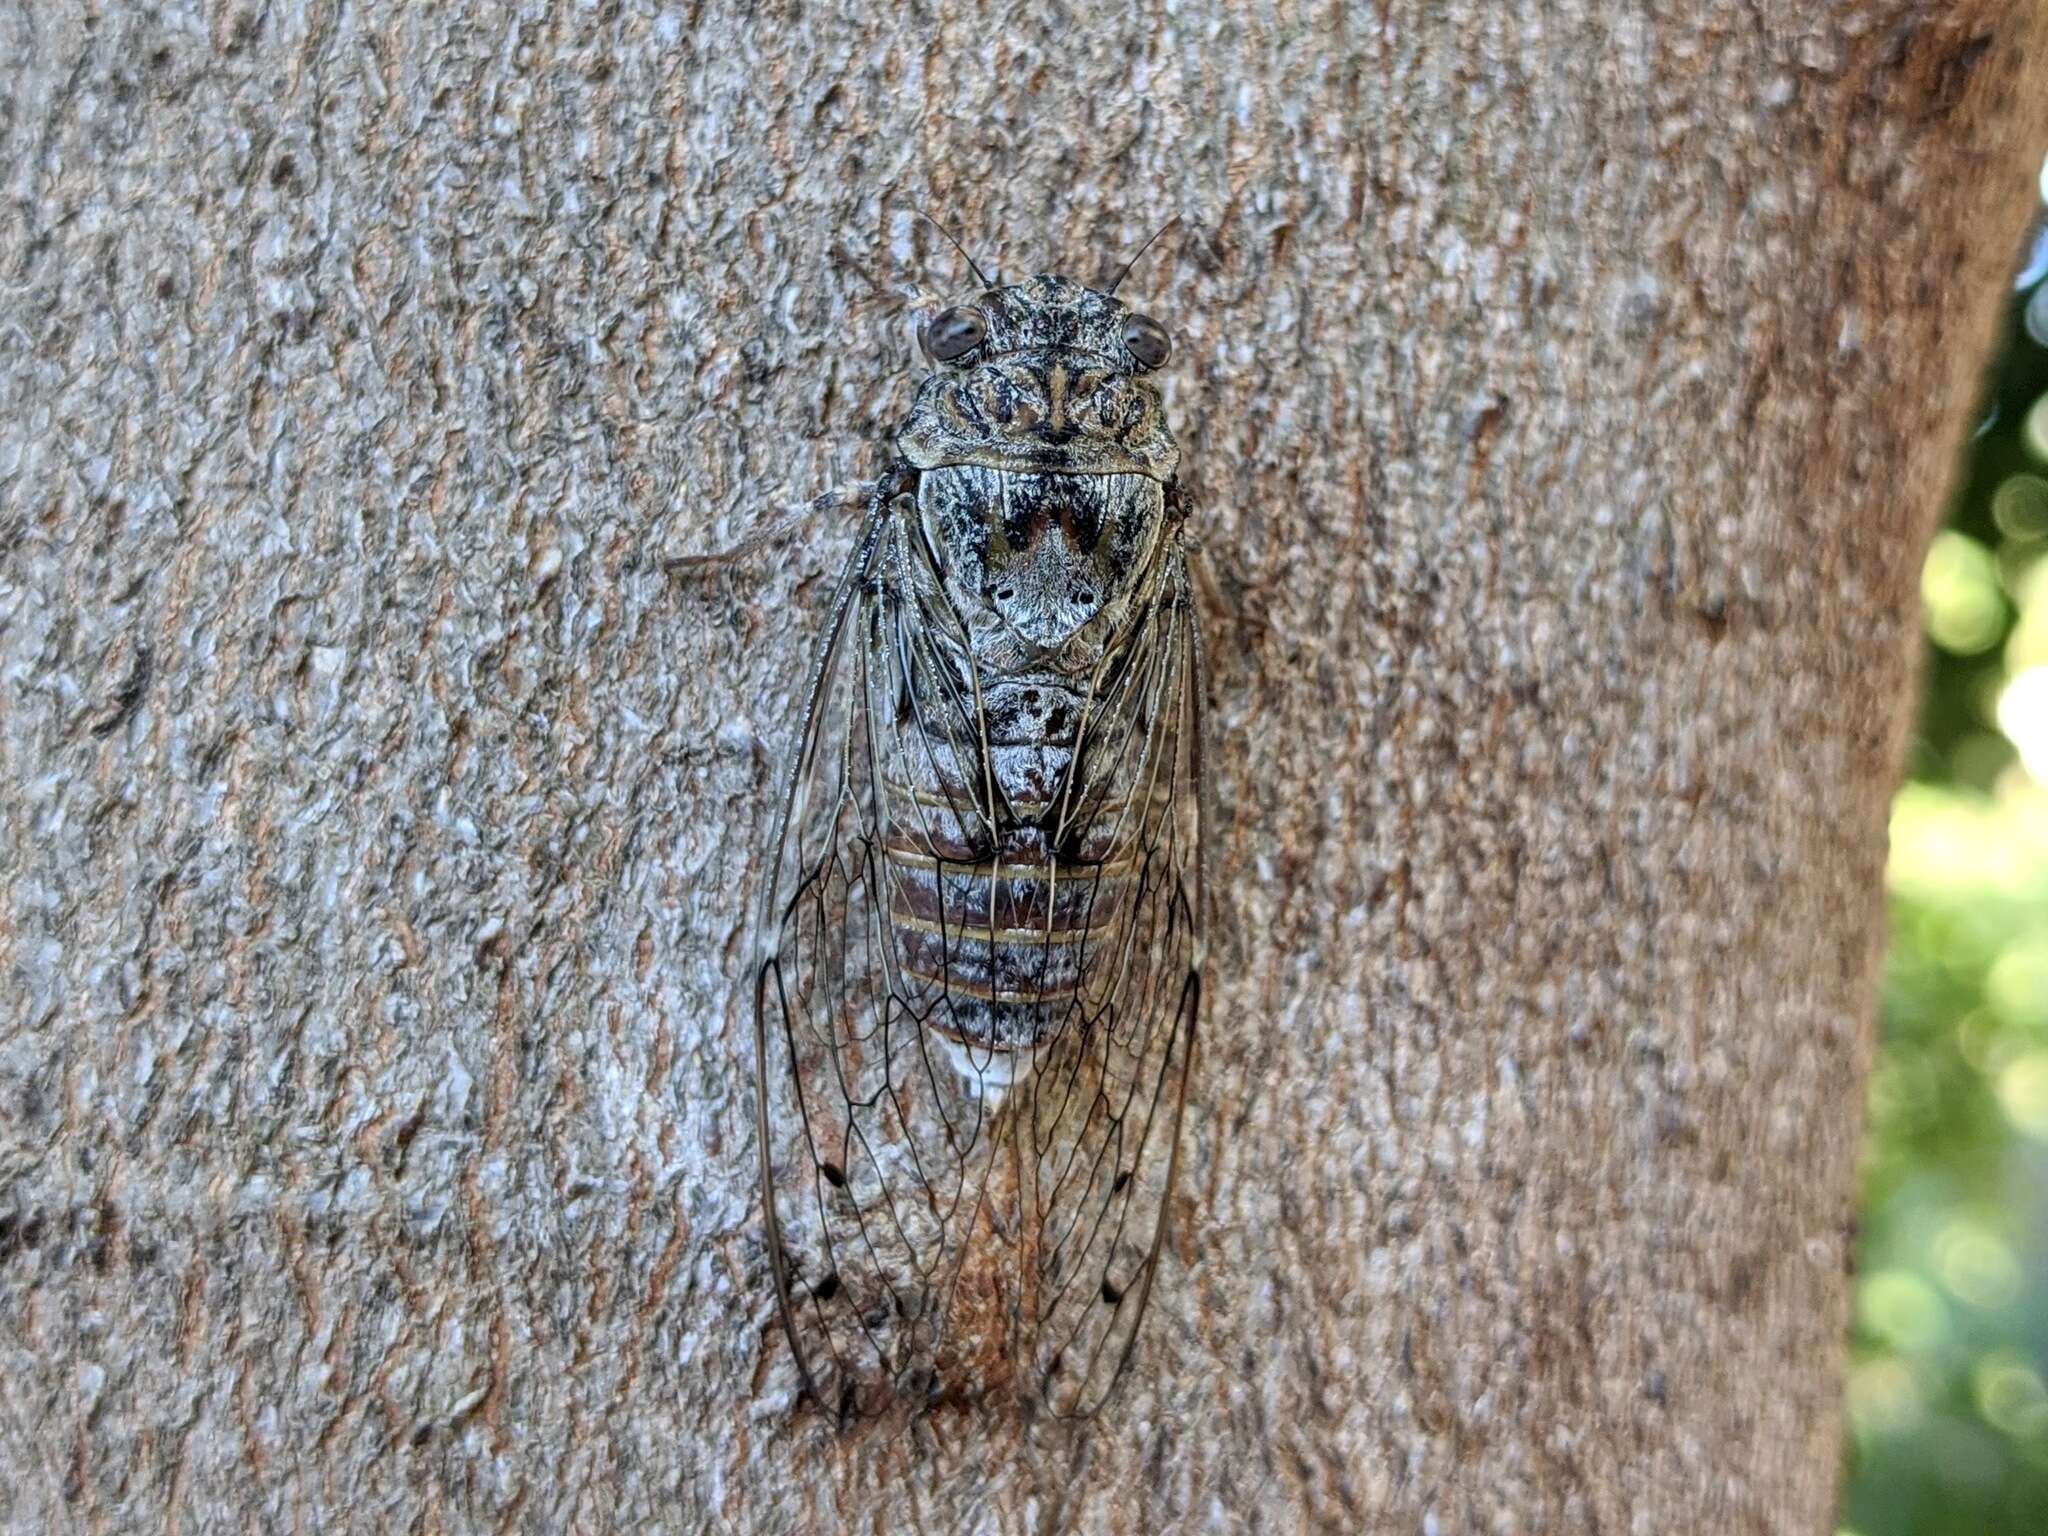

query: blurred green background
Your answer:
[1838,163,2048,1536]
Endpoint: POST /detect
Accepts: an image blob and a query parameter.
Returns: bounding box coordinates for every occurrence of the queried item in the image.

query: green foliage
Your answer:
[1840,204,2048,1536]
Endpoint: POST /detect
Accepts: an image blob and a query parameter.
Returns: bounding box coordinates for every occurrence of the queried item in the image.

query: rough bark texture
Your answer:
[3,2,2043,1532]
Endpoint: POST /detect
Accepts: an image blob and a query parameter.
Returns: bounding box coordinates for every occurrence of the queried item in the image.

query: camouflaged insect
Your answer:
[754,250,1206,1420]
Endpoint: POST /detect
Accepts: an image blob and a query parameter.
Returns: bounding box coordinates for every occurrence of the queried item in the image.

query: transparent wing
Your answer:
[1019,562,1206,1418]
[754,491,1008,1414]
[756,492,1205,1420]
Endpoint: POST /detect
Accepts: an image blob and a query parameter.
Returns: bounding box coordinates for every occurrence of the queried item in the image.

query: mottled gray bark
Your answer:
[3,2,2043,1532]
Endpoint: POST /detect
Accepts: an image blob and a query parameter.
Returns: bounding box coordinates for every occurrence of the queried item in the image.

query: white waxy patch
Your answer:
[937,1034,1025,1105]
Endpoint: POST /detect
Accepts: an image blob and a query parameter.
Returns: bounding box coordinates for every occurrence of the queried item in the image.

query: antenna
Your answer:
[1105,216,1183,296]
[913,208,993,290]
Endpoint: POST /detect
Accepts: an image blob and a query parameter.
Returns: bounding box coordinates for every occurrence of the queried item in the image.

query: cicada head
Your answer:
[900,273,1180,482]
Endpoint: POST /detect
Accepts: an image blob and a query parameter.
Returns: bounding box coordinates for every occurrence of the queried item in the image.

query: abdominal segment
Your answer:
[881,676,1148,1056]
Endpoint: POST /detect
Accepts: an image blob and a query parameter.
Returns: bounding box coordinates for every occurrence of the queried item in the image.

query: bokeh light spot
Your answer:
[1847,1356,1926,1440]
[2021,225,2048,292]
[1887,783,2048,899]
[1986,943,2048,1029]
[1957,1007,2028,1075]
[2005,559,2048,672]
[1923,531,2008,655]
[2027,283,2048,350]
[1997,666,2048,781]
[1858,1269,1951,1351]
[1995,1051,2048,1139]
[1933,1220,2022,1309]
[1993,472,2048,539]
[1974,1354,2048,1438]
[2025,394,2048,467]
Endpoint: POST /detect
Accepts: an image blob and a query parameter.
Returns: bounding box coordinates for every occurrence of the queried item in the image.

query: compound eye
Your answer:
[1122,313,1171,370]
[921,306,987,364]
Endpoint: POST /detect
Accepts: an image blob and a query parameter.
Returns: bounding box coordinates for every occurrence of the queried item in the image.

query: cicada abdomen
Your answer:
[754,269,1205,1419]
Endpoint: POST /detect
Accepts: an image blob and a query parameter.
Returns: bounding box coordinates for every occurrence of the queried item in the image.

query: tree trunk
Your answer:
[4,2,2043,1531]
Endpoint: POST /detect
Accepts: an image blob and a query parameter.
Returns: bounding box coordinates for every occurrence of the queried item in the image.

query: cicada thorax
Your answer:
[880,465,1178,1074]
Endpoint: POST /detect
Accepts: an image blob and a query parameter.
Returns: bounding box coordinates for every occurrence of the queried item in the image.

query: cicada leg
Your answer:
[665,486,869,577]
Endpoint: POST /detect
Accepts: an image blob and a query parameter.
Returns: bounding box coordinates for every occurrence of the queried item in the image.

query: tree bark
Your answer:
[3,2,2043,1531]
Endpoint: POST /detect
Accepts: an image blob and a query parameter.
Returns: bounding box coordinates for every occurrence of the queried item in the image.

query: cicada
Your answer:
[754,248,1205,1420]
